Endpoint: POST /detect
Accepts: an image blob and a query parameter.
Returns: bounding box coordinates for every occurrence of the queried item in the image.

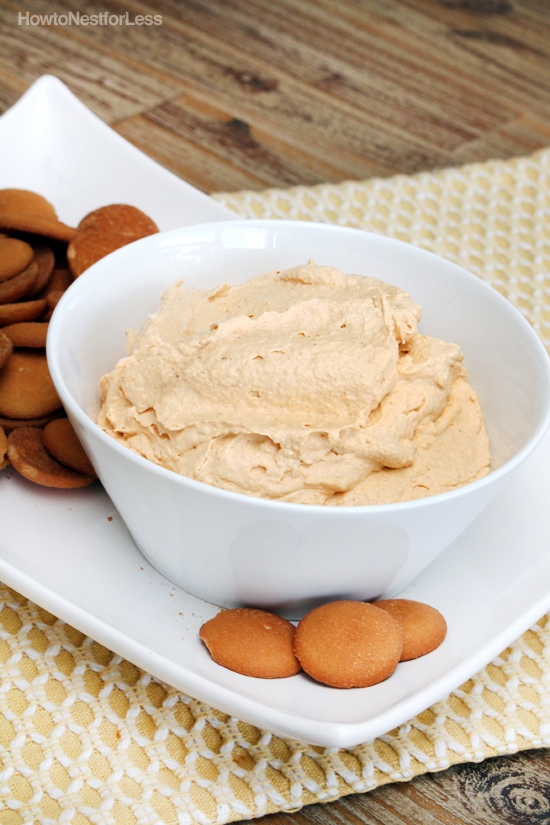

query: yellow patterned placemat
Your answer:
[1,149,550,824]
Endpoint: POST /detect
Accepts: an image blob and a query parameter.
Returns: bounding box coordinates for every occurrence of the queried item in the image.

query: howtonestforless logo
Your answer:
[18,11,162,26]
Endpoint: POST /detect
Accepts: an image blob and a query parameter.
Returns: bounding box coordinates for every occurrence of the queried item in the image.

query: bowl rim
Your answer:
[47,218,550,515]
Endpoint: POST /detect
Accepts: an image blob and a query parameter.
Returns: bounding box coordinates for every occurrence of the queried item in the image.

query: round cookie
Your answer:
[0,237,34,282]
[0,189,74,251]
[0,187,73,243]
[374,599,447,661]
[0,261,38,304]
[77,203,159,237]
[0,351,61,419]
[67,230,139,277]
[0,213,76,243]
[43,417,97,478]
[7,426,95,488]
[0,298,47,325]
[293,600,403,688]
[0,189,58,219]
[67,204,159,277]
[199,608,301,678]
[2,322,49,349]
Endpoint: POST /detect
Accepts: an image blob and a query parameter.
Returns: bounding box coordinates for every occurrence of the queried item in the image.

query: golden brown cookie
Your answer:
[0,213,76,243]
[43,417,97,478]
[293,600,403,688]
[0,261,38,305]
[7,426,95,488]
[2,322,49,349]
[67,231,136,277]
[0,188,74,242]
[0,331,13,370]
[374,599,447,661]
[199,608,301,678]
[67,204,159,277]
[0,424,7,470]
[0,298,47,325]
[0,189,58,219]
[0,351,61,419]
[0,237,34,282]
[77,203,159,237]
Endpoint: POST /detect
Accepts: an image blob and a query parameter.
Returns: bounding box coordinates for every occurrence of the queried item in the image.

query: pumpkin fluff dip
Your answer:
[97,261,491,505]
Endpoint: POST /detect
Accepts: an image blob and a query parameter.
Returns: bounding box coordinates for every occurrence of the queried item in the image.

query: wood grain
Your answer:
[1,0,550,192]
[1,1,550,822]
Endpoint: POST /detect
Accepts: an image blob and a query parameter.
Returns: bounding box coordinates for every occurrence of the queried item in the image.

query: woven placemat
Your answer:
[1,149,550,824]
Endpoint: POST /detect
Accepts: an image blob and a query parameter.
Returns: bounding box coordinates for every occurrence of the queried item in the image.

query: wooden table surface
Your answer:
[1,1,550,823]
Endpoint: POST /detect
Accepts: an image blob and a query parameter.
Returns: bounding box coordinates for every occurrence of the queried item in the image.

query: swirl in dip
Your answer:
[98,262,490,504]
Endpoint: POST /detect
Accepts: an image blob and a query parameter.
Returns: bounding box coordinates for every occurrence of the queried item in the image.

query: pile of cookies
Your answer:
[199,598,447,688]
[0,188,158,488]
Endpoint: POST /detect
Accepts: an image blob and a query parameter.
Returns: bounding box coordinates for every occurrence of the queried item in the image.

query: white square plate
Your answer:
[1,76,550,749]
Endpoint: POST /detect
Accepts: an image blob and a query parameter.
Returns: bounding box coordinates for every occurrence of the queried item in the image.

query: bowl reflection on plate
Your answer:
[47,220,550,618]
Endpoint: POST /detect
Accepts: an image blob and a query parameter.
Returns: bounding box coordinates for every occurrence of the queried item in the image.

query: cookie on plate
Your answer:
[0,351,61,419]
[7,426,95,488]
[374,598,447,661]
[67,204,159,277]
[200,607,301,678]
[293,600,403,688]
[1,322,48,349]
[0,237,34,282]
[43,417,97,478]
[0,187,76,243]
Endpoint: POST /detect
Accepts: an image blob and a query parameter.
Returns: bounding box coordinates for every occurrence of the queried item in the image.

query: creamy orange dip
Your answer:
[98,262,491,504]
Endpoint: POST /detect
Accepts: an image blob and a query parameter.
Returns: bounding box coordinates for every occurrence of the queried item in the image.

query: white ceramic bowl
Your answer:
[47,220,550,617]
